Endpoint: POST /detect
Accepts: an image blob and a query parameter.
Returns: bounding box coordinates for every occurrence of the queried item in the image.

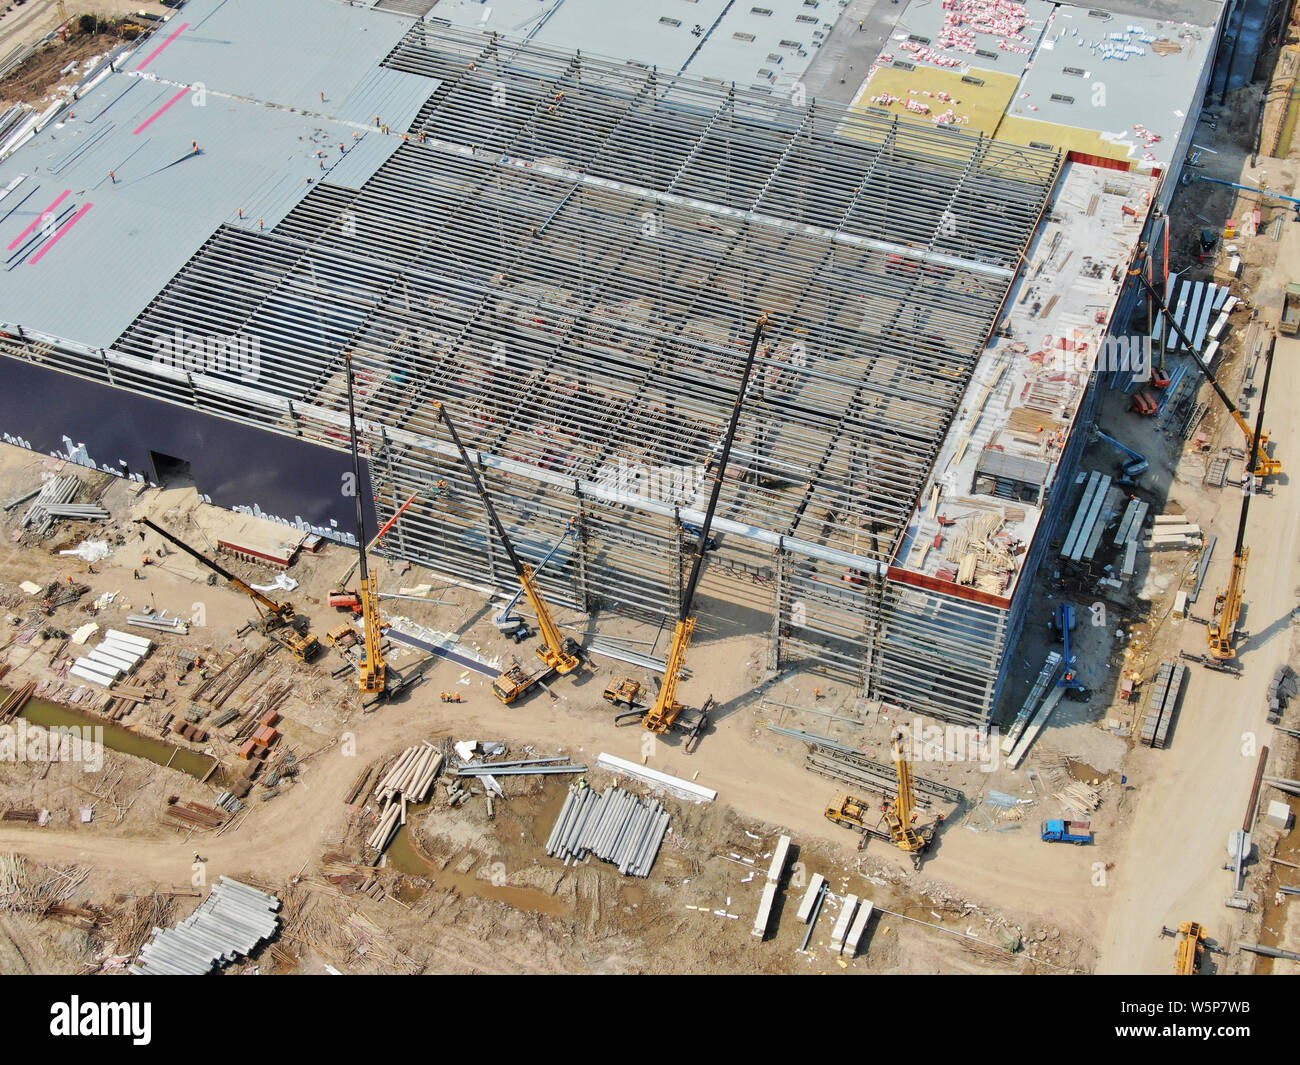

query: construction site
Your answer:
[0,0,1296,981]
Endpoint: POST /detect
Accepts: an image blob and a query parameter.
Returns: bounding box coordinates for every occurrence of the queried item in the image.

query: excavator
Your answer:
[341,351,401,701]
[1207,336,1274,661]
[823,732,939,865]
[133,517,320,661]
[610,314,769,751]
[432,400,580,705]
[1136,274,1281,481]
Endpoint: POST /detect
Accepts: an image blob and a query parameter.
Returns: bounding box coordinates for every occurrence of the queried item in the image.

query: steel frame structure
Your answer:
[2,25,1061,725]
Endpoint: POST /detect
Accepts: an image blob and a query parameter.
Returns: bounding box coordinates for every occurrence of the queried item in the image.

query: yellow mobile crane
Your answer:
[133,517,320,661]
[1208,336,1275,660]
[342,352,402,700]
[880,731,937,866]
[611,314,769,751]
[433,401,580,705]
[1174,921,1207,975]
[1136,274,1281,480]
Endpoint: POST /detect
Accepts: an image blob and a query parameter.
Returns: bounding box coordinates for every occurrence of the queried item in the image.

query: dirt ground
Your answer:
[0,26,121,111]
[0,4,170,79]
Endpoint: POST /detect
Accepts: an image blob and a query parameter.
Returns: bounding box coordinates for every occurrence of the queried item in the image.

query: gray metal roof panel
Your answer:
[1010,5,1216,165]
[0,71,363,347]
[138,0,420,122]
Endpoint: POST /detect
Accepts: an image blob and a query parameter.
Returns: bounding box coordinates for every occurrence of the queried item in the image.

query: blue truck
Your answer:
[1040,819,1093,844]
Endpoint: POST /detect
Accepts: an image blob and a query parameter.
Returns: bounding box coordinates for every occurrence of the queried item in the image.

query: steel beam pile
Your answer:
[20,476,79,535]
[127,613,189,634]
[546,785,670,877]
[131,878,280,975]
[42,504,110,520]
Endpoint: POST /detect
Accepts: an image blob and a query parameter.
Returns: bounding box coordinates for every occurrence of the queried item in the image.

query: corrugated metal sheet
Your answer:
[0,0,442,349]
[427,0,841,90]
[139,0,420,121]
[0,71,368,347]
[322,129,401,191]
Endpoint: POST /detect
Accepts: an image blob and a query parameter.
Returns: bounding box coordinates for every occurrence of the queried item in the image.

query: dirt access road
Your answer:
[1095,172,1300,974]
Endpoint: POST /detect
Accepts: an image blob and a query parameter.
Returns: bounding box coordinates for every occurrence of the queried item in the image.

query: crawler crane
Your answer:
[610,314,769,751]
[433,401,580,705]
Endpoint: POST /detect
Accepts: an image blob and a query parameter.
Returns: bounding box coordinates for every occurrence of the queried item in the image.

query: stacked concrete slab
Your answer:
[70,628,151,687]
[752,833,792,940]
[1140,660,1187,748]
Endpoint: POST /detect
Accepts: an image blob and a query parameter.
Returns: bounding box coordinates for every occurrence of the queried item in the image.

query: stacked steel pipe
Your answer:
[546,785,670,878]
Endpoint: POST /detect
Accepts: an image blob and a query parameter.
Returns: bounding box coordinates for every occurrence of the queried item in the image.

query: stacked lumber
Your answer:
[1,809,41,822]
[164,800,226,831]
[1054,781,1102,816]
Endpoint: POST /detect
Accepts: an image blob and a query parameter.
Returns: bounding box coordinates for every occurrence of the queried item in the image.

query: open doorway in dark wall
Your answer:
[149,451,194,487]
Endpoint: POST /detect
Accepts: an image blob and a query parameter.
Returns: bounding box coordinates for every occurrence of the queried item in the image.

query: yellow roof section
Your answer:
[851,63,1155,170]
[849,66,1020,138]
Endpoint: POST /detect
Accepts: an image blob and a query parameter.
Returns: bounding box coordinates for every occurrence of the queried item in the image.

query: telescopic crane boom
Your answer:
[133,517,320,661]
[881,731,937,866]
[1135,273,1281,480]
[433,400,580,704]
[1208,336,1274,660]
[343,352,397,698]
[612,314,769,750]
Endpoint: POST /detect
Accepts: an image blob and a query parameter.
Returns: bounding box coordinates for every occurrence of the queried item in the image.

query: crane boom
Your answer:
[133,517,319,660]
[343,352,388,696]
[433,401,579,683]
[134,517,292,626]
[1134,273,1280,478]
[881,731,936,865]
[1208,336,1273,659]
[638,314,768,737]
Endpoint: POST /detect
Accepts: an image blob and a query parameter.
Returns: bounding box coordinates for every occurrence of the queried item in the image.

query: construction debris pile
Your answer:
[132,878,281,975]
[546,785,671,878]
[0,853,88,916]
[367,743,444,854]
[939,511,1018,593]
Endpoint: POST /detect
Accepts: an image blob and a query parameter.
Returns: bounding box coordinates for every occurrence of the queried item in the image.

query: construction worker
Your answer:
[132,569,142,581]
[176,673,185,687]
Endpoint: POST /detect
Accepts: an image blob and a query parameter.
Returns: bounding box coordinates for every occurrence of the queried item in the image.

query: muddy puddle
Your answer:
[383,802,567,917]
[13,694,217,781]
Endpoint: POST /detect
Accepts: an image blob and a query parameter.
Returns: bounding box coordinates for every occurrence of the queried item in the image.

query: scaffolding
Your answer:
[6,25,1061,725]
